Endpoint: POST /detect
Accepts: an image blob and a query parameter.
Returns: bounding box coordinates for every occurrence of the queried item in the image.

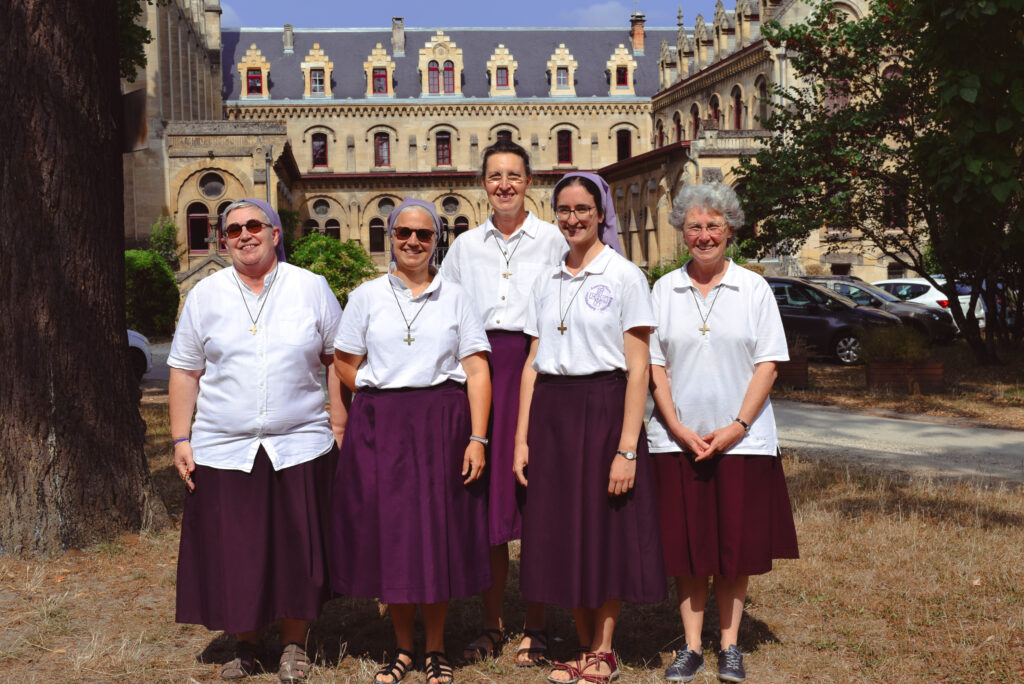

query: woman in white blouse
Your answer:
[513,172,665,684]
[169,198,345,683]
[330,198,492,684]
[648,183,798,684]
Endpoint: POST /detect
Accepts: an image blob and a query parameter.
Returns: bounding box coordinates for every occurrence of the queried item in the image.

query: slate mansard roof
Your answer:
[222,26,677,102]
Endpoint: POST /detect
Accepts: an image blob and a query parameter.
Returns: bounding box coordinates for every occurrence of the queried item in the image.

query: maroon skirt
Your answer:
[176,444,338,634]
[653,451,799,580]
[484,330,531,546]
[519,372,666,609]
[329,382,491,605]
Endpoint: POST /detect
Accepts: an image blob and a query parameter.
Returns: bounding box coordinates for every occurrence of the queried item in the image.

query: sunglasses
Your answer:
[223,219,271,239]
[393,227,435,241]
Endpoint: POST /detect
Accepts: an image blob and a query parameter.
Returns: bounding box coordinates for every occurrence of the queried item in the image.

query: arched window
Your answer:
[656,122,664,148]
[757,78,769,128]
[216,201,232,250]
[187,201,211,253]
[496,129,512,142]
[709,95,721,126]
[303,219,319,236]
[374,132,391,167]
[311,133,328,167]
[428,61,439,94]
[617,129,631,161]
[732,87,743,129]
[436,131,451,166]
[673,112,682,142]
[556,130,573,164]
[454,215,469,237]
[443,61,455,93]
[690,104,700,139]
[369,217,386,253]
[325,218,340,240]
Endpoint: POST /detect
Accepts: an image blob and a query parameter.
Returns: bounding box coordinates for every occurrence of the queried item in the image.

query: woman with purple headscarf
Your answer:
[329,198,492,684]
[169,198,345,682]
[512,173,665,684]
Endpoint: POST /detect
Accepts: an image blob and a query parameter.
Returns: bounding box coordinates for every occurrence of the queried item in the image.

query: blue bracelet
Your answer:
[172,437,190,446]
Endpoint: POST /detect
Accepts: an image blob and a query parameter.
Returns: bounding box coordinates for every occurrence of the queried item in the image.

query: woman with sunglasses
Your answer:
[439,139,565,666]
[513,173,665,684]
[169,198,345,682]
[330,198,492,684]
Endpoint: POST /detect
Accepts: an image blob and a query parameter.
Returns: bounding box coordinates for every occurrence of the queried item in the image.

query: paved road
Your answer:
[145,342,1023,483]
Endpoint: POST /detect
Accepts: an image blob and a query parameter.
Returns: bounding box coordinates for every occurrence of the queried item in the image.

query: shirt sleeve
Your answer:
[648,277,667,366]
[619,264,657,333]
[751,277,790,363]
[167,286,205,371]
[316,275,343,355]
[454,285,492,359]
[523,275,541,338]
[332,282,370,355]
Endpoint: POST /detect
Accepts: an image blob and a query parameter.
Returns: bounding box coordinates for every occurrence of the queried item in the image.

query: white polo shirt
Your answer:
[439,212,566,332]
[168,263,343,472]
[525,245,656,376]
[647,260,789,456]
[333,272,491,389]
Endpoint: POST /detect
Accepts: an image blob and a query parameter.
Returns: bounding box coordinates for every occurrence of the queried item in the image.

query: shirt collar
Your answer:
[560,244,614,277]
[387,264,442,299]
[232,262,281,295]
[484,212,539,242]
[673,258,740,291]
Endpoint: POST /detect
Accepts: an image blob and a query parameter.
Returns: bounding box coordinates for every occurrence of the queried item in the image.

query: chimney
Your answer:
[630,11,646,55]
[283,24,294,54]
[392,17,405,57]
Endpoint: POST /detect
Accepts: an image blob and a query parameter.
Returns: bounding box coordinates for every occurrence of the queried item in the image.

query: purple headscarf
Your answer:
[220,198,287,263]
[386,197,443,265]
[551,171,624,255]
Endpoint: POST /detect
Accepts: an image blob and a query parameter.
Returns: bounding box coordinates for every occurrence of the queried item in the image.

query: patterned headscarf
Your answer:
[551,171,623,255]
[386,197,443,265]
[220,198,287,263]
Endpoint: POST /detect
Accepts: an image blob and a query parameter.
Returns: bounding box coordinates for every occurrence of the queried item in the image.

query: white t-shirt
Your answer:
[168,263,343,472]
[525,245,656,375]
[439,212,566,332]
[333,272,491,389]
[647,260,789,456]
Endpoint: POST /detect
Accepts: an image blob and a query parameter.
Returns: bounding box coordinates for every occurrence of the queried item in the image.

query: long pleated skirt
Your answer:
[484,330,531,546]
[519,372,666,609]
[653,451,799,580]
[329,381,491,605]
[176,445,338,634]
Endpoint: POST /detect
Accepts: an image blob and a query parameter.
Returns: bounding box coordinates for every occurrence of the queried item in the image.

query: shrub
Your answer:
[646,248,690,287]
[289,233,378,307]
[861,326,931,364]
[148,216,178,269]
[125,249,179,336]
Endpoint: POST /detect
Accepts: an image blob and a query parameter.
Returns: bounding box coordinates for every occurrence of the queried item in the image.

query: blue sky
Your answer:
[220,1,723,29]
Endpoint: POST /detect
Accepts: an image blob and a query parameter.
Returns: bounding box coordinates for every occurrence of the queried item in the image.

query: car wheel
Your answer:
[832,332,861,365]
[130,348,148,383]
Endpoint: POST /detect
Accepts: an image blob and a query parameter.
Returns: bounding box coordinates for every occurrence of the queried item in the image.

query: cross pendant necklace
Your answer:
[233,270,277,335]
[558,272,590,335]
[690,284,722,337]
[389,277,430,346]
[494,230,524,279]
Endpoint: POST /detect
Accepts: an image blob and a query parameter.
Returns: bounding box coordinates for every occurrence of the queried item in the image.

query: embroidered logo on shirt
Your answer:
[585,284,614,311]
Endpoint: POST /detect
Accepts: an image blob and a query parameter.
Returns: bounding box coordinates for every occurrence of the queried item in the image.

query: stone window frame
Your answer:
[363,43,396,97]
[300,43,334,98]
[419,32,464,96]
[237,43,270,99]
[547,44,578,96]
[606,45,638,96]
[486,44,518,97]
[311,133,328,168]
[730,84,745,130]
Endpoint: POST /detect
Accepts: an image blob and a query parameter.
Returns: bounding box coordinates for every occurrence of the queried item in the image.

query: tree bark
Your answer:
[0,0,168,555]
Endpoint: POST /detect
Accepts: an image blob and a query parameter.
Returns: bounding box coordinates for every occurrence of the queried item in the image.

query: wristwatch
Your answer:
[615,449,637,461]
[734,417,751,433]
[469,435,489,445]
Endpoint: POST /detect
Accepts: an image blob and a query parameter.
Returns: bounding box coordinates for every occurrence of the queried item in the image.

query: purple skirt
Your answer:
[519,372,666,609]
[176,445,338,634]
[485,330,531,546]
[653,451,799,580]
[329,382,491,604]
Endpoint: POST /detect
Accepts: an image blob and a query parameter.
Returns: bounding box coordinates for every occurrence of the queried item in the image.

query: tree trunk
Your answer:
[0,0,168,555]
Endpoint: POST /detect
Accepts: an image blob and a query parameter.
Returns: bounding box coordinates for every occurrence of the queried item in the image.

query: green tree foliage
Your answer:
[118,0,167,81]
[290,234,378,307]
[125,249,179,336]
[147,215,178,269]
[735,0,1024,362]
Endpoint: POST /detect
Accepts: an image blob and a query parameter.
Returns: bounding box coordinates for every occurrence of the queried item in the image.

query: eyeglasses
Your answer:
[683,223,727,237]
[485,172,526,186]
[393,227,435,241]
[555,205,596,221]
[224,219,271,238]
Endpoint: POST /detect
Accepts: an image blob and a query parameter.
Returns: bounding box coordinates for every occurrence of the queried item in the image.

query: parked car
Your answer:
[872,277,985,330]
[128,329,152,383]
[766,276,901,365]
[802,276,957,343]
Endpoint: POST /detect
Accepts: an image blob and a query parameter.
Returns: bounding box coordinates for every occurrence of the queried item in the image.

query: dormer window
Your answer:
[443,61,455,93]
[556,67,569,88]
[310,69,325,95]
[247,69,262,95]
[418,32,464,96]
[428,61,440,93]
[496,67,508,88]
[616,66,628,86]
[606,44,638,95]
[373,68,388,94]
[363,43,396,97]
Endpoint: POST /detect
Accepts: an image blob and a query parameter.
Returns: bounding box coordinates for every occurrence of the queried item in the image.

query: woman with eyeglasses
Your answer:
[649,183,798,684]
[169,198,345,682]
[513,172,665,684]
[439,139,565,666]
[329,198,492,684]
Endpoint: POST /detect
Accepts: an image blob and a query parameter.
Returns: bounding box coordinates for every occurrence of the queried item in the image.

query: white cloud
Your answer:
[220,2,241,27]
[559,1,632,28]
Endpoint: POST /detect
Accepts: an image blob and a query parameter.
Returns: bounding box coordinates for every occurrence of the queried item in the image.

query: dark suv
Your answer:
[802,276,957,343]
[766,276,901,364]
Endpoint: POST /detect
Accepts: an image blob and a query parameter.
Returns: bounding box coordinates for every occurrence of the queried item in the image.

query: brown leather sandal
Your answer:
[278,642,310,683]
[515,628,549,667]
[221,640,261,680]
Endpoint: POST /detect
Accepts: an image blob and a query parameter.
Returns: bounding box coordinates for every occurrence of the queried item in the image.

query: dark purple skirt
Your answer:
[176,445,338,634]
[653,451,799,580]
[519,372,666,609]
[485,330,531,546]
[329,382,491,604]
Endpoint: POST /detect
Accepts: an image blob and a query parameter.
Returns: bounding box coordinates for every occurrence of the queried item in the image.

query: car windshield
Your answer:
[850,282,899,302]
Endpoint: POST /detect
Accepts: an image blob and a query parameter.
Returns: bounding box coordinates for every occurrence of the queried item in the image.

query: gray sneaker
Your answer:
[716,645,745,682]
[665,648,705,682]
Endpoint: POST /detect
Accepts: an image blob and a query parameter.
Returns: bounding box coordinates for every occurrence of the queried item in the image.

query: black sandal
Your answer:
[374,648,413,684]
[515,628,549,667]
[463,627,505,662]
[425,651,455,684]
